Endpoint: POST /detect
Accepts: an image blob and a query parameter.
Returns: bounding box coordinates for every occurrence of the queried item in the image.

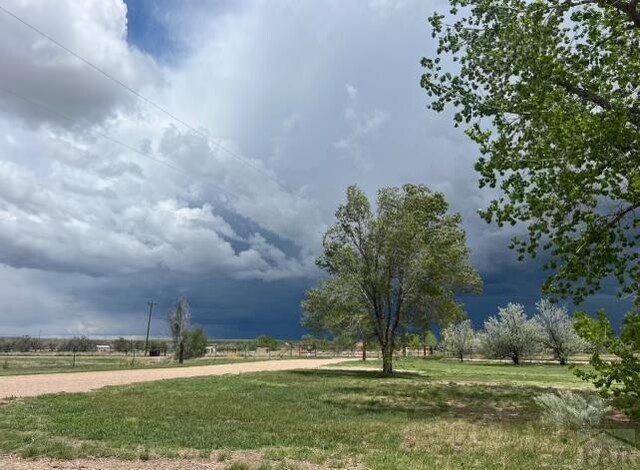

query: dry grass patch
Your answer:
[402,420,639,469]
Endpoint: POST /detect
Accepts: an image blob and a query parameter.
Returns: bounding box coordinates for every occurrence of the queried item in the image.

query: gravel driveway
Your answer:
[0,358,348,399]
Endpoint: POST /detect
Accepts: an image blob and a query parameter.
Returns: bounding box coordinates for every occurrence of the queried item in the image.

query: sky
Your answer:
[0,0,632,340]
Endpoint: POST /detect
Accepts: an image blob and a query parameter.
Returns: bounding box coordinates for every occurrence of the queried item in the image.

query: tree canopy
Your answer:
[185,328,208,359]
[574,305,640,418]
[301,278,375,359]
[313,184,481,375]
[254,335,280,351]
[422,0,640,303]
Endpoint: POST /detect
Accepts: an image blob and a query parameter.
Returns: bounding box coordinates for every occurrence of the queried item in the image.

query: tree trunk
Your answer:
[423,333,427,357]
[382,344,393,376]
[179,341,184,364]
[362,341,367,361]
[512,353,519,365]
[559,356,566,366]
[459,353,464,363]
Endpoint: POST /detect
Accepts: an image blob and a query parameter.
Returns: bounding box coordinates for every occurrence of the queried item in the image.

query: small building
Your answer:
[96,344,111,352]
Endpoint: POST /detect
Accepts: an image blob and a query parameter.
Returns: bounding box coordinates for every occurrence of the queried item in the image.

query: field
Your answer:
[0,358,638,469]
[332,358,593,388]
[0,354,260,376]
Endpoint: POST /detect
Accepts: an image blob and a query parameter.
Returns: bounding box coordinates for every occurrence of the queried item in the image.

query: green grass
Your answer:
[335,357,592,388]
[0,359,637,468]
[0,354,260,376]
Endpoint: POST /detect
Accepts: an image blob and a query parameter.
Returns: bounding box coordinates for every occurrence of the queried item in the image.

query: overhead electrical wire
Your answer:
[0,85,236,200]
[0,3,291,194]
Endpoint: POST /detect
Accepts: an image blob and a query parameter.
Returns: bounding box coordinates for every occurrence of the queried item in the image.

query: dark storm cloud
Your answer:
[0,0,161,128]
[0,0,632,338]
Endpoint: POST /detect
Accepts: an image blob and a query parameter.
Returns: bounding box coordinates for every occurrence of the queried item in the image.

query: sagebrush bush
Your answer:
[534,391,610,429]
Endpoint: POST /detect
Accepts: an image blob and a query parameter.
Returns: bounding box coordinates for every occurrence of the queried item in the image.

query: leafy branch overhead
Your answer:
[573,304,640,418]
[423,0,640,302]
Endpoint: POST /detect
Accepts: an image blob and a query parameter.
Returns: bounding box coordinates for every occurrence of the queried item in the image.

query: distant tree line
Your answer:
[0,333,374,356]
[0,336,50,353]
[0,336,104,353]
[440,301,585,365]
[439,300,640,368]
[0,336,171,354]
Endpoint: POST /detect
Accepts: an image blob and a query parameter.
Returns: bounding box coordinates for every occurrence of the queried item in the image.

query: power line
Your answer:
[0,3,290,193]
[1,84,324,240]
[0,85,236,199]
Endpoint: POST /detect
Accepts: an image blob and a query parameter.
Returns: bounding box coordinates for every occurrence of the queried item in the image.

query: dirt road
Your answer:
[0,358,347,399]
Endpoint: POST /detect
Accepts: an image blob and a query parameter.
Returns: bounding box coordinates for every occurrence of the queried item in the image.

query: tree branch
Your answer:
[597,0,640,27]
[606,202,640,227]
[555,79,640,127]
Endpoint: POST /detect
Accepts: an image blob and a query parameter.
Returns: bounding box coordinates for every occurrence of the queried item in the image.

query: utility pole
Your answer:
[144,301,157,356]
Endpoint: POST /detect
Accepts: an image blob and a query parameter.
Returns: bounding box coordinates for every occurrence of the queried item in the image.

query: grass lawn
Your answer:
[0,359,638,469]
[0,354,260,377]
[334,357,592,388]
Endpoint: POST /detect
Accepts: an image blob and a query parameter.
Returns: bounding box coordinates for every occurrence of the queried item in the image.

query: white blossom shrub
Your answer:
[442,320,475,362]
[533,299,585,365]
[482,303,541,364]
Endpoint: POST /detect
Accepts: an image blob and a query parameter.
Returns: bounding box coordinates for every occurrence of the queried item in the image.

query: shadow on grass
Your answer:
[291,368,423,380]
[291,369,541,424]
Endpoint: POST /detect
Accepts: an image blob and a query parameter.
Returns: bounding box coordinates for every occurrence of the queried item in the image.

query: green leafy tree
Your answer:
[621,306,640,350]
[573,309,615,354]
[314,184,482,375]
[423,0,640,303]
[404,297,464,356]
[113,337,131,353]
[424,330,438,355]
[11,335,43,353]
[407,334,422,354]
[330,335,354,353]
[185,328,208,359]
[255,335,280,351]
[168,297,191,364]
[574,308,640,418]
[59,336,96,353]
[301,278,375,360]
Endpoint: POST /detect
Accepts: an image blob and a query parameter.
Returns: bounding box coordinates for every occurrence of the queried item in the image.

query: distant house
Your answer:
[205,346,216,355]
[96,344,111,352]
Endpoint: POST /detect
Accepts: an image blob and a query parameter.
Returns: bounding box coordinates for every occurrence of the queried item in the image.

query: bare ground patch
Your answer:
[0,451,366,470]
